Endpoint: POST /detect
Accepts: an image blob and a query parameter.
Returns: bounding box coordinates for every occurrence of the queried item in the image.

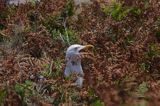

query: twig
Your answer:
[0,32,7,37]
[63,17,70,45]
[59,31,65,43]
[49,60,54,76]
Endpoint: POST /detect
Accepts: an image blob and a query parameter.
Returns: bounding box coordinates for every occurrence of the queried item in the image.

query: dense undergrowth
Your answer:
[0,0,160,106]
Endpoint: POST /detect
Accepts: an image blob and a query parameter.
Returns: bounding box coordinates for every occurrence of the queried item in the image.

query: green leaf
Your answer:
[14,80,33,98]
[136,82,148,96]
[61,0,74,17]
[15,84,25,98]
[135,100,147,106]
[156,31,160,38]
[88,87,95,97]
[130,7,142,16]
[147,43,160,58]
[0,89,7,104]
[0,23,6,30]
[91,99,104,106]
[125,35,134,45]
[140,62,150,72]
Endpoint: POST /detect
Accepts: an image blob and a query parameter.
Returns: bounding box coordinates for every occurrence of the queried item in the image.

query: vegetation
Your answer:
[102,0,141,21]
[0,0,160,106]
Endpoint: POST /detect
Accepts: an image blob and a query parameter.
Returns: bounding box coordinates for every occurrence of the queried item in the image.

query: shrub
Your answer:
[102,0,141,21]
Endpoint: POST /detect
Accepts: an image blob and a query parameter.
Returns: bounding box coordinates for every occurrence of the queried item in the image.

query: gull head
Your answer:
[66,44,94,57]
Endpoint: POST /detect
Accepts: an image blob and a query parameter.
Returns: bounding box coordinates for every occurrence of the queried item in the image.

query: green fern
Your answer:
[136,82,148,97]
[102,1,141,21]
[91,99,104,106]
[102,1,130,21]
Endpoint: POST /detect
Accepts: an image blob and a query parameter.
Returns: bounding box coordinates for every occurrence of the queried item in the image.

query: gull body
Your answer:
[64,44,94,88]
[65,44,85,77]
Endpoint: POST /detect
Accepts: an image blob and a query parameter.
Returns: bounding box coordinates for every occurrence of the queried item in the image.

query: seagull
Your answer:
[64,44,94,87]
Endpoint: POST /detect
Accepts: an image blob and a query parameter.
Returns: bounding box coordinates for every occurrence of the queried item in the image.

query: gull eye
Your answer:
[74,47,79,51]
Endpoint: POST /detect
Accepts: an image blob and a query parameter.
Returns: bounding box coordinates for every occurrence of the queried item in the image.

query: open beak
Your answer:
[83,45,94,49]
[79,45,94,53]
[79,44,94,60]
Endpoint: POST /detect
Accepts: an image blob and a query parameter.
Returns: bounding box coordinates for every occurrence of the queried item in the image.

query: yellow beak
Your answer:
[83,45,94,50]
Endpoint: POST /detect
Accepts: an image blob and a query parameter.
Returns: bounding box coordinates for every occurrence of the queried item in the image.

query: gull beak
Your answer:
[83,45,94,49]
[79,44,94,53]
